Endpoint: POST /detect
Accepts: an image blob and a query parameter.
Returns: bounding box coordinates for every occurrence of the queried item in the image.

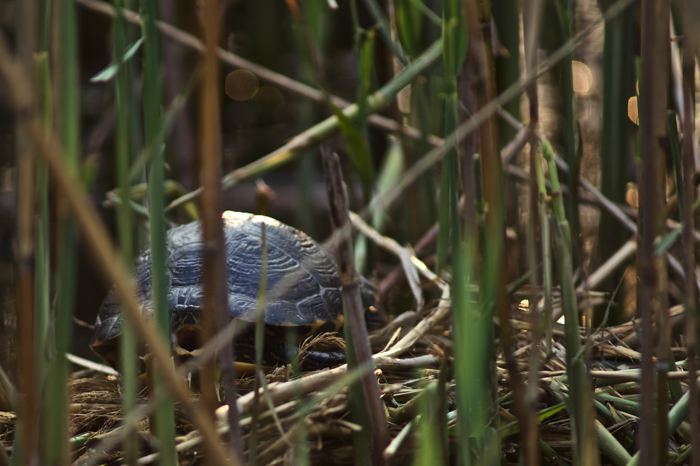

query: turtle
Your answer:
[91,211,380,371]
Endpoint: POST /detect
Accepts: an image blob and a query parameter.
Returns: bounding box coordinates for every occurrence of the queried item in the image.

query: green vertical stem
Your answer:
[361,0,408,65]
[535,146,554,351]
[438,91,460,271]
[659,114,682,403]
[36,0,52,362]
[542,1,579,262]
[43,0,80,463]
[414,378,447,465]
[596,0,634,324]
[492,0,521,267]
[492,0,520,146]
[541,140,599,466]
[34,3,52,461]
[466,1,507,463]
[35,48,51,404]
[293,0,329,236]
[437,0,465,271]
[113,2,138,464]
[395,0,435,241]
[141,1,177,464]
[561,3,579,262]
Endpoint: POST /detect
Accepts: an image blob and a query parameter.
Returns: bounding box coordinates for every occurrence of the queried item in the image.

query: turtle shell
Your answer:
[91,211,345,360]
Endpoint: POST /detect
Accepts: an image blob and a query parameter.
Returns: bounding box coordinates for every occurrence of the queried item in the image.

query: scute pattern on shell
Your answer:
[93,211,343,343]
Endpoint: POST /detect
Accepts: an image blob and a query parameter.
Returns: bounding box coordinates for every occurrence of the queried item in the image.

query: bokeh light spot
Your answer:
[572,60,593,96]
[225,69,259,101]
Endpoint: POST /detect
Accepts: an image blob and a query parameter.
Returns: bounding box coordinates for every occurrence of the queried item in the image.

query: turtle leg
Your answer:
[299,349,346,370]
[264,338,346,370]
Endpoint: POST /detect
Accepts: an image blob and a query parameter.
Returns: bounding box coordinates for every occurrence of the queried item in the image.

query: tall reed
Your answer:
[541,139,600,466]
[436,0,464,272]
[638,1,670,464]
[112,2,138,463]
[15,1,38,464]
[523,2,545,463]
[35,0,52,432]
[198,0,241,459]
[141,1,177,463]
[43,0,80,463]
[596,0,634,324]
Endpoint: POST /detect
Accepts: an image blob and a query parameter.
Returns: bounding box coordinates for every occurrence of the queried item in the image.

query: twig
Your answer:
[323,151,387,465]
[66,353,118,376]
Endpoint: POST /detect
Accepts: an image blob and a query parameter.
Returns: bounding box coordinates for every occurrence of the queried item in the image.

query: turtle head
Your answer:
[90,290,124,368]
[359,277,384,329]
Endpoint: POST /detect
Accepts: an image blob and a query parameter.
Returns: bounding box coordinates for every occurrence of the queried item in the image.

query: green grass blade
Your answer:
[113,2,139,464]
[441,0,466,78]
[436,91,460,271]
[361,0,408,65]
[493,0,520,145]
[596,2,634,324]
[34,48,51,412]
[141,1,177,464]
[355,137,404,271]
[42,0,80,463]
[394,0,423,59]
[32,4,52,463]
[542,1,580,262]
[541,139,600,466]
[437,0,465,271]
[414,380,446,465]
[90,36,143,82]
[293,0,330,235]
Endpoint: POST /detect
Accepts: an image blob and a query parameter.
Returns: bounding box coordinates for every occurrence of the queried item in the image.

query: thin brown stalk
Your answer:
[523,0,544,462]
[15,2,38,464]
[322,151,387,465]
[198,0,241,460]
[680,23,699,465]
[638,0,670,464]
[198,0,219,418]
[0,34,237,466]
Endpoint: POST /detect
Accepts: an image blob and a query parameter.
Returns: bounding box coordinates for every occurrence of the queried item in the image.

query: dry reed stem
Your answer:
[197,0,241,459]
[323,151,387,464]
